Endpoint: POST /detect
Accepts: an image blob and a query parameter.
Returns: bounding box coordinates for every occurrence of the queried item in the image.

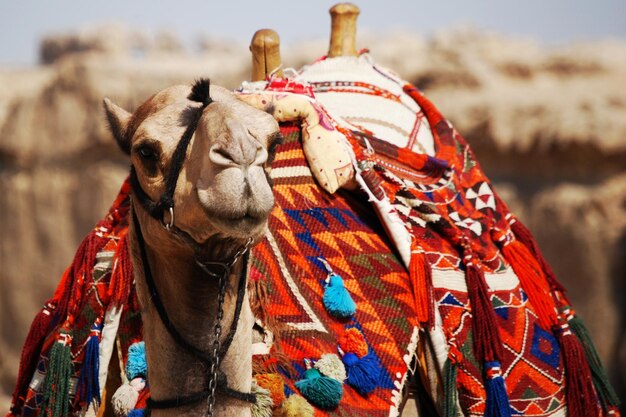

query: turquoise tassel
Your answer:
[41,332,74,417]
[76,322,102,408]
[323,273,356,318]
[342,352,380,395]
[484,362,512,417]
[295,368,343,410]
[126,342,147,380]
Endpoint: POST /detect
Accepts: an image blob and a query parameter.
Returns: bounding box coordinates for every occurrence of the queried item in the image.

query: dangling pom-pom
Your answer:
[251,380,274,417]
[126,342,147,380]
[41,331,74,417]
[314,353,346,383]
[295,361,343,410]
[323,273,356,318]
[255,373,286,408]
[111,383,140,417]
[275,394,314,417]
[484,362,512,417]
[342,352,381,395]
[76,321,103,408]
[568,311,620,410]
[339,327,368,358]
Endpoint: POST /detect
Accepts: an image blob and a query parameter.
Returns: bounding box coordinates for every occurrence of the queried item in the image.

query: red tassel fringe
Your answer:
[108,232,133,307]
[60,231,108,322]
[10,303,55,412]
[493,191,566,295]
[501,240,558,330]
[509,218,567,294]
[465,262,503,362]
[10,229,107,412]
[555,323,598,417]
[409,251,434,328]
[10,178,132,415]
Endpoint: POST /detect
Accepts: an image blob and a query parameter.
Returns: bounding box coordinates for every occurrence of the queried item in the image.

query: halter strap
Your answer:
[130,79,212,228]
[127,79,256,413]
[132,209,256,410]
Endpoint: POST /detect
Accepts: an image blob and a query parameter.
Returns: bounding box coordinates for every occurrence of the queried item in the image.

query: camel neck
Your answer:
[131,225,253,417]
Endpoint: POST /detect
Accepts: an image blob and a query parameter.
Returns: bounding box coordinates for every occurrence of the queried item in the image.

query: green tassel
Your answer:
[41,332,74,417]
[569,314,620,409]
[442,358,459,417]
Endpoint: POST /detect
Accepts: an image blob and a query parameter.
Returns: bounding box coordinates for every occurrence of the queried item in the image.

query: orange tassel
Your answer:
[339,328,368,358]
[501,240,558,329]
[255,373,286,407]
[409,251,434,328]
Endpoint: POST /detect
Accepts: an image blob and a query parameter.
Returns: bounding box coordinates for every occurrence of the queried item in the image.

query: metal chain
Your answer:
[204,238,252,417]
[206,273,225,416]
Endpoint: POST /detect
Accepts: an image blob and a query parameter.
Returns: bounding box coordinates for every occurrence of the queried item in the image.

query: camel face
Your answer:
[104,83,280,244]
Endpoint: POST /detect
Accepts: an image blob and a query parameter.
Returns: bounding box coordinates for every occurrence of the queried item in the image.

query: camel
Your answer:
[8,4,619,417]
[103,81,281,417]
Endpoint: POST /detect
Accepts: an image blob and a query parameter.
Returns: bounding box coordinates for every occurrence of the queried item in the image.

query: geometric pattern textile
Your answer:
[8,62,619,417]
[251,124,420,416]
[297,55,435,156]
[433,269,566,416]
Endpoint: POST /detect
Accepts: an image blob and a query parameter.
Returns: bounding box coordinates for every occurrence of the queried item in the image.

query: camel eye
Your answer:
[137,144,157,160]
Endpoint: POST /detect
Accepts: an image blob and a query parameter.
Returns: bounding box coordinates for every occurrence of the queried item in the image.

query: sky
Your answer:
[1,0,625,66]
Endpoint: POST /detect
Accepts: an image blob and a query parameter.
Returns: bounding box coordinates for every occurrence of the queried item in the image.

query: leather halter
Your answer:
[128,80,256,414]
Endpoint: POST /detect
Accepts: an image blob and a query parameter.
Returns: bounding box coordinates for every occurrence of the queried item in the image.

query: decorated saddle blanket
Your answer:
[8,55,620,417]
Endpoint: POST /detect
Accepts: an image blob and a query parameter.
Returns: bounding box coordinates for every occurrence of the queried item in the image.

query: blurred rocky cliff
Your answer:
[1,26,624,409]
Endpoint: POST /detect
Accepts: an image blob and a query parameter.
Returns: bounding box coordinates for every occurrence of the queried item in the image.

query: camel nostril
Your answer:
[209,142,267,167]
[209,145,238,167]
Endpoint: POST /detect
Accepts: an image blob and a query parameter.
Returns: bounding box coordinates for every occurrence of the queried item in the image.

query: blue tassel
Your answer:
[342,352,380,395]
[484,361,512,417]
[323,273,356,318]
[77,322,103,407]
[127,409,145,417]
[126,342,147,380]
[295,368,343,410]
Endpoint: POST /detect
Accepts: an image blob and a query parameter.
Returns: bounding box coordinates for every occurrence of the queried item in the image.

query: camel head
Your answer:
[104,80,281,258]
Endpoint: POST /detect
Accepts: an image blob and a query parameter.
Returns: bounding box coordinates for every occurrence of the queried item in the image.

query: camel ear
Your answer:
[103,98,132,154]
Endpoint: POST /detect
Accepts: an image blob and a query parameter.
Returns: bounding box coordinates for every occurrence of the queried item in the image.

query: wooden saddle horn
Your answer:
[250,29,283,81]
[328,3,360,57]
[249,3,361,80]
